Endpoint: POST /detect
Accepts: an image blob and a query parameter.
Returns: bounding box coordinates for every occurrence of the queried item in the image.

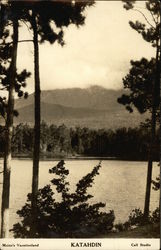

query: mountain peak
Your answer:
[14,86,147,129]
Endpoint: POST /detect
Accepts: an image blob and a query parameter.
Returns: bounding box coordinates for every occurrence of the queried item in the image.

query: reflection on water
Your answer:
[0,159,159,237]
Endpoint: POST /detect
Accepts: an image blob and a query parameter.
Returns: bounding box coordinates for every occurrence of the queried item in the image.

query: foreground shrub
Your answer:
[114,207,160,232]
[150,207,160,224]
[11,160,115,238]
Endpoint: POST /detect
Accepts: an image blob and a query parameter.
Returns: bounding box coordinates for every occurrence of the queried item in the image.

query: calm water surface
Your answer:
[0,159,159,237]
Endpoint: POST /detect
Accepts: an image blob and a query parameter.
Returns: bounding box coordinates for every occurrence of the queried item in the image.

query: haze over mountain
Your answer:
[15,85,125,110]
[14,86,148,129]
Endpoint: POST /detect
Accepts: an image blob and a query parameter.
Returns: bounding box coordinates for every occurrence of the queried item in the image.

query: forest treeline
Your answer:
[0,122,159,160]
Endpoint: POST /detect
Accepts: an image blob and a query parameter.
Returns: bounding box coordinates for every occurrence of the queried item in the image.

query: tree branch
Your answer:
[0,39,34,47]
[133,8,155,28]
[149,10,158,26]
[21,20,32,36]
[0,87,7,91]
[18,39,34,43]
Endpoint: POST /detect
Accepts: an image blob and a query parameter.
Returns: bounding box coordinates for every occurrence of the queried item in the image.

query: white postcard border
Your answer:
[0,238,160,250]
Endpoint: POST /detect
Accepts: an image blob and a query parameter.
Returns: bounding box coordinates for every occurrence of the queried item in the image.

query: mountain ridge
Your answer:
[15,86,127,110]
[13,86,148,129]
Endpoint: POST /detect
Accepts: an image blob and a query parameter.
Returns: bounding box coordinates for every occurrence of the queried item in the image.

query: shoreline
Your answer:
[0,155,151,162]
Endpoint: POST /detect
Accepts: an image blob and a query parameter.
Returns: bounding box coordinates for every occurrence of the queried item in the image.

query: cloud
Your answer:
[17,1,155,93]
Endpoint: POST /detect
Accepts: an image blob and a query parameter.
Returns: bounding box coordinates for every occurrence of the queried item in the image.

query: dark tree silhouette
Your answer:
[0,2,31,237]
[120,0,160,219]
[11,0,95,237]
[0,3,19,237]
[11,161,115,238]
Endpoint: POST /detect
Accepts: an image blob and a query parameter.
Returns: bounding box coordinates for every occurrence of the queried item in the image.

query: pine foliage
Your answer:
[11,160,115,238]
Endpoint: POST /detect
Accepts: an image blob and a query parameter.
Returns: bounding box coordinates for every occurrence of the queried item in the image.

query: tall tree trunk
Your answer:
[30,12,41,237]
[144,38,160,219]
[1,18,18,238]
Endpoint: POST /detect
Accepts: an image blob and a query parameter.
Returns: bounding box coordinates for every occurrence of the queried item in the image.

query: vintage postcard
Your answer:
[0,0,160,249]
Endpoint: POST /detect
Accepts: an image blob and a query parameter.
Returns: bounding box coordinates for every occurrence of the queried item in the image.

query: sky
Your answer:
[16,0,155,94]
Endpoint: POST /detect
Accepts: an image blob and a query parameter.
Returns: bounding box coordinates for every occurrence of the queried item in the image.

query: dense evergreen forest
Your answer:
[0,122,159,161]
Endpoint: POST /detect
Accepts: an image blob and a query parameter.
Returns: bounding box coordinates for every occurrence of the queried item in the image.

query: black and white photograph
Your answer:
[0,0,160,249]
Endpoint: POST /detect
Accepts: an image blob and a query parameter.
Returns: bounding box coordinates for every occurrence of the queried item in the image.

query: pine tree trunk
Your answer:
[144,40,160,219]
[1,18,18,238]
[30,12,41,237]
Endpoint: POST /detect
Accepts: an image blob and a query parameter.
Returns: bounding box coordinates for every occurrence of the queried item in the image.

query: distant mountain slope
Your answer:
[15,86,127,110]
[14,86,148,129]
[14,102,147,129]
[15,102,106,121]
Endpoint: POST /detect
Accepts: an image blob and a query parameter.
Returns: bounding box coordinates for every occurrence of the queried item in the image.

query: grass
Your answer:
[96,223,160,238]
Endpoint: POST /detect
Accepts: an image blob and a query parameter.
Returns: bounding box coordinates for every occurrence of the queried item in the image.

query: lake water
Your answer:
[0,159,159,237]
